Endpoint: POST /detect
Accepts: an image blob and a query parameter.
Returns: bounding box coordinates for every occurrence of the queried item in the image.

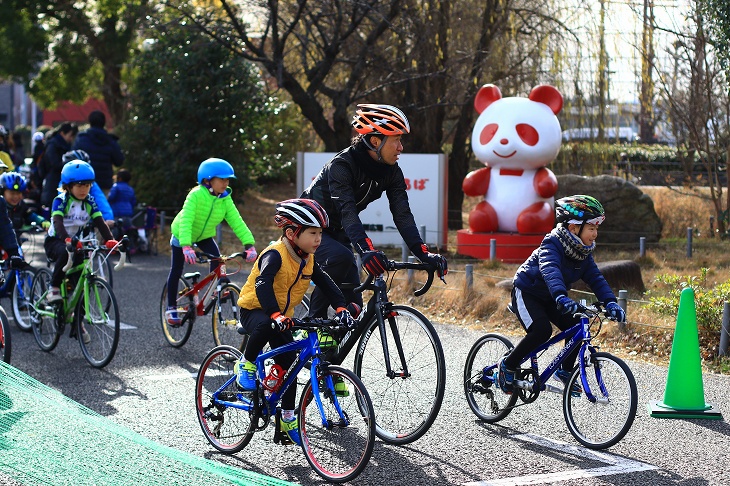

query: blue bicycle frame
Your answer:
[211,328,348,426]
[485,314,607,403]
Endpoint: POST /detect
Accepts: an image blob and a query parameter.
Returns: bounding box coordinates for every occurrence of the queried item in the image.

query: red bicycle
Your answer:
[159,251,245,349]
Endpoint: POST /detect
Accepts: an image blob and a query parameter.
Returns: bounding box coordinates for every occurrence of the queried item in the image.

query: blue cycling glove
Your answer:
[555,295,579,316]
[606,301,626,322]
[335,307,356,329]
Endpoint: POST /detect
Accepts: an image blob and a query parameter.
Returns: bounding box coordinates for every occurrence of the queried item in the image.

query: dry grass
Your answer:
[222,182,730,373]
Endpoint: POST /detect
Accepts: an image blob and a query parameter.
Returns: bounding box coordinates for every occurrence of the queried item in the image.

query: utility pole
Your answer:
[597,0,608,142]
[639,0,656,143]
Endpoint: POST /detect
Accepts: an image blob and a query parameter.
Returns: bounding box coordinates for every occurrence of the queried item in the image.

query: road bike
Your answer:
[196,317,375,483]
[0,298,11,363]
[292,259,446,445]
[111,204,158,256]
[30,230,128,368]
[159,250,244,349]
[0,227,41,331]
[463,302,638,449]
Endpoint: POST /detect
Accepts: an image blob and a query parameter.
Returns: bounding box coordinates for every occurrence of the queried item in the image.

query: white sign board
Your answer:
[297,152,447,248]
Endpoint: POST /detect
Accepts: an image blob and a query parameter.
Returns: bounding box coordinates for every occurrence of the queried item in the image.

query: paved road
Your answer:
[5,242,730,485]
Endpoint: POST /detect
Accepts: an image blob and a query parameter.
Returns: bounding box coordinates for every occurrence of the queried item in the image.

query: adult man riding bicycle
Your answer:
[301,104,447,317]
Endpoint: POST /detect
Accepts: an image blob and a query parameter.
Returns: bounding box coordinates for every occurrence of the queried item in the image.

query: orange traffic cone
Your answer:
[648,287,722,419]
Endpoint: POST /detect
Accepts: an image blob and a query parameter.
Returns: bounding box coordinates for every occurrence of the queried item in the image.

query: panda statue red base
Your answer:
[456,84,563,261]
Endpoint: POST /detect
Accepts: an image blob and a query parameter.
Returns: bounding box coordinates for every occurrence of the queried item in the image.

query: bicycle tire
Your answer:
[195,345,255,453]
[211,283,244,351]
[0,306,11,363]
[299,365,375,483]
[292,294,311,319]
[463,333,518,423]
[76,277,120,368]
[91,251,113,288]
[563,351,638,449]
[352,304,445,445]
[11,267,36,331]
[159,277,195,347]
[30,268,61,352]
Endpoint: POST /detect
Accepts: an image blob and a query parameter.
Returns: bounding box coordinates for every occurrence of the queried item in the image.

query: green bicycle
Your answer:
[30,231,128,368]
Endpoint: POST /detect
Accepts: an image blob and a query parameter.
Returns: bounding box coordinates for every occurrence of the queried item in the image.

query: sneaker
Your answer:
[333,376,349,397]
[47,287,62,303]
[165,306,182,327]
[80,325,91,345]
[234,360,257,391]
[280,417,301,446]
[497,359,515,394]
[555,369,582,397]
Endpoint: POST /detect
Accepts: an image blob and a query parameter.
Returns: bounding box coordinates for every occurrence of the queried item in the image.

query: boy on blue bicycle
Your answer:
[499,195,626,394]
[235,198,357,446]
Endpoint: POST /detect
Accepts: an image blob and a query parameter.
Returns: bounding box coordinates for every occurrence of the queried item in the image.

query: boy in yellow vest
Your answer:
[235,198,357,446]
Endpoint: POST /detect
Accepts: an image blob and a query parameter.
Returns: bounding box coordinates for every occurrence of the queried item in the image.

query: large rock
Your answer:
[572,260,646,294]
[556,174,662,244]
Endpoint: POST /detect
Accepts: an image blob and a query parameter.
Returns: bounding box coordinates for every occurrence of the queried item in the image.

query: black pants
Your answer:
[308,231,361,318]
[166,237,219,308]
[241,309,297,410]
[45,237,83,287]
[504,287,580,372]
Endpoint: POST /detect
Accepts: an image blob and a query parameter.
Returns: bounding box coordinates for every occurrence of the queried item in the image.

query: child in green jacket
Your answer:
[165,158,257,325]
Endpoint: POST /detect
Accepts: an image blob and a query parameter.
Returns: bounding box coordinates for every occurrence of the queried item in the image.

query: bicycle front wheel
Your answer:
[91,251,113,288]
[299,365,375,483]
[0,306,11,363]
[352,305,445,445]
[211,283,244,350]
[464,333,518,422]
[76,277,120,368]
[563,351,638,449]
[159,277,194,347]
[195,345,255,454]
[30,267,61,352]
[11,267,36,331]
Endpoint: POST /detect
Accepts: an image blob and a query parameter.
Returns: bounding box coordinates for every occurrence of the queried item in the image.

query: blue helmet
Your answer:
[61,161,95,184]
[0,172,27,192]
[197,158,236,184]
[62,149,91,164]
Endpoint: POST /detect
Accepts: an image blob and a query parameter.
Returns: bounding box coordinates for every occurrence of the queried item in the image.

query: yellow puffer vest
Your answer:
[238,239,313,317]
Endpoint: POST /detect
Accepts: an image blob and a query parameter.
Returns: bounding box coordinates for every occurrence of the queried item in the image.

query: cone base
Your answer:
[648,400,723,420]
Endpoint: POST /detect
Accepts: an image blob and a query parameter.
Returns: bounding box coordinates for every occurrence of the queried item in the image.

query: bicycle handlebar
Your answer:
[62,236,130,273]
[574,301,621,322]
[354,260,437,297]
[194,250,245,263]
[267,316,347,332]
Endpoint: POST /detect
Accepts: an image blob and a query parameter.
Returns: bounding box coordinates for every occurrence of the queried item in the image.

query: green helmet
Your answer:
[555,195,605,225]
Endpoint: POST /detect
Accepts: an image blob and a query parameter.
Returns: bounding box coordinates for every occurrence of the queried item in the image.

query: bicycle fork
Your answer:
[375,303,410,379]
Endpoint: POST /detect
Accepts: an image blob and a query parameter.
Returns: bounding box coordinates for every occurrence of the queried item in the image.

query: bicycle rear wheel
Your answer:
[352,304,445,445]
[211,283,244,351]
[30,268,61,352]
[195,345,255,453]
[159,277,195,347]
[563,352,638,449]
[11,267,36,331]
[0,306,11,363]
[464,333,518,422]
[299,365,375,483]
[76,277,120,368]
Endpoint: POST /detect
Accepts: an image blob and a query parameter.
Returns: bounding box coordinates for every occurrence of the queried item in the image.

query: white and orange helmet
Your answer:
[352,104,410,137]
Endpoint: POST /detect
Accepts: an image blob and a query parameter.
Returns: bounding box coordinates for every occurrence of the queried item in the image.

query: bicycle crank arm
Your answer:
[514,379,562,395]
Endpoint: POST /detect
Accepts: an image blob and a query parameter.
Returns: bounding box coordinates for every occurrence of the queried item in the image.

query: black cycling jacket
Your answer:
[301,142,424,255]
